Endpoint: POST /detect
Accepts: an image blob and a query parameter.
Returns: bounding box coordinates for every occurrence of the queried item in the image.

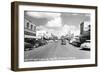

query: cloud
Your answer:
[61,24,80,36]
[25,12,61,20]
[36,25,47,31]
[25,11,62,27]
[46,17,62,27]
[25,11,81,37]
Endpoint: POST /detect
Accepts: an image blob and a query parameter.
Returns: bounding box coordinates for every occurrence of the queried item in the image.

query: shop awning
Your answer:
[24,35,38,39]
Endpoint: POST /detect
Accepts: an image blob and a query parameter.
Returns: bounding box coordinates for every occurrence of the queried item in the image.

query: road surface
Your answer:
[24,40,90,62]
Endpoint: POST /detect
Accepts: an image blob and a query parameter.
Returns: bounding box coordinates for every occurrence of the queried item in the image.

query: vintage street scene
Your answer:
[24,11,91,62]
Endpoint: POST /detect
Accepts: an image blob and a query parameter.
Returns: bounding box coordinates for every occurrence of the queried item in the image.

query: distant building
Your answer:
[36,30,52,39]
[80,22,84,35]
[80,21,90,43]
[80,21,90,34]
[24,17,36,39]
[36,30,46,39]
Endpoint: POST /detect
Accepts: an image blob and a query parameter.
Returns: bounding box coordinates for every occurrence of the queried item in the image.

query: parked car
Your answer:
[25,38,47,48]
[61,39,66,45]
[25,38,36,47]
[24,42,33,51]
[34,39,47,48]
[80,40,90,50]
[69,37,81,47]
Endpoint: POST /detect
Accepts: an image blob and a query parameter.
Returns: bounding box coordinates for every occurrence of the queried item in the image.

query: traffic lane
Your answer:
[24,40,90,61]
[49,40,90,59]
[24,41,58,60]
[63,41,90,59]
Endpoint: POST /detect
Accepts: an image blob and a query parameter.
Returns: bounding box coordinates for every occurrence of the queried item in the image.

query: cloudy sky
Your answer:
[24,11,90,37]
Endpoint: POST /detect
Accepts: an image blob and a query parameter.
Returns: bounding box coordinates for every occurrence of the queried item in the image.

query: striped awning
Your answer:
[24,35,37,38]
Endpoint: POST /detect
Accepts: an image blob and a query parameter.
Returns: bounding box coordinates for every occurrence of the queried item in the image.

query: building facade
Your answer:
[80,21,90,43]
[80,21,90,35]
[24,18,36,38]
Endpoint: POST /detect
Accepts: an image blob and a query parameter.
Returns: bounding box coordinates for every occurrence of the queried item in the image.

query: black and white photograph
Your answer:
[24,11,91,62]
[11,1,97,71]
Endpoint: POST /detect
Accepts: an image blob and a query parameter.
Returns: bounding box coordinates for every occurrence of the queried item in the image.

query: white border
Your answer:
[19,5,96,68]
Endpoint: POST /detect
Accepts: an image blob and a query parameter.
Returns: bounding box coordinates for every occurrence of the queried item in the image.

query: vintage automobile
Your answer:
[61,39,66,45]
[34,39,47,48]
[24,38,47,49]
[69,37,81,47]
[80,40,90,50]
[24,42,33,51]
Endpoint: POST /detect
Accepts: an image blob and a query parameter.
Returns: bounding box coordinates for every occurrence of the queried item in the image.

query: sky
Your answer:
[24,11,90,38]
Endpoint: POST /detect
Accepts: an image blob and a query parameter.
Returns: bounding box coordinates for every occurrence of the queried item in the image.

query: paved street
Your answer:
[24,40,90,62]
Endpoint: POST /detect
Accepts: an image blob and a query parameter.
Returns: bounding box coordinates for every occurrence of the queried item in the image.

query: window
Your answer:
[34,26,36,31]
[31,25,33,30]
[27,22,29,29]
